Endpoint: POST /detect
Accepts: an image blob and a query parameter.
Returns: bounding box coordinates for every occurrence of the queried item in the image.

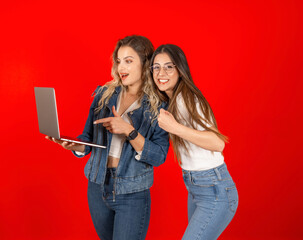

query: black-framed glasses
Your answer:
[150,64,176,75]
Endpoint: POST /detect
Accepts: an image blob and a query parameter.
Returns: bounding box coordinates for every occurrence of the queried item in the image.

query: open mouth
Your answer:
[158,79,169,84]
[120,73,129,81]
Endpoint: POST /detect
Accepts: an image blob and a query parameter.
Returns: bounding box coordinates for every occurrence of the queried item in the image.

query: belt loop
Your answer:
[109,168,116,178]
[214,168,222,180]
[104,171,110,185]
[189,171,193,184]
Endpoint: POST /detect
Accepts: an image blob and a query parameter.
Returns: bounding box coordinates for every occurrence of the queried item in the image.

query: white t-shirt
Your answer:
[108,91,140,158]
[75,91,141,159]
[176,93,224,171]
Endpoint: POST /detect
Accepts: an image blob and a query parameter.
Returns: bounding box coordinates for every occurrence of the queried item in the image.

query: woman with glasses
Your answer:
[46,36,169,240]
[150,44,238,240]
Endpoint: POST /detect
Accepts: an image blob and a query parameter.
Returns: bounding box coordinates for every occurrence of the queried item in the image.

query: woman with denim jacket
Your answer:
[150,44,238,240]
[46,36,169,240]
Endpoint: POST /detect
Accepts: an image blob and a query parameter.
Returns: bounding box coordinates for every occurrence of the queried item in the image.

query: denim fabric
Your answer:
[73,86,169,195]
[87,168,151,240]
[182,163,238,240]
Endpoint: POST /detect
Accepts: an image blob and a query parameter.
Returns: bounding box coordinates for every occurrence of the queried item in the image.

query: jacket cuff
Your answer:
[72,145,91,158]
[139,139,150,162]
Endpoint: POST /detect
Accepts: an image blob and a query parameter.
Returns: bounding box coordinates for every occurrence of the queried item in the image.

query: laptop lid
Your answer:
[34,87,106,149]
[34,87,61,139]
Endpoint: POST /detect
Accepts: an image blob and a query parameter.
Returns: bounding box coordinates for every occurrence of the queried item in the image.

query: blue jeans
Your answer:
[87,168,151,240]
[182,163,238,240]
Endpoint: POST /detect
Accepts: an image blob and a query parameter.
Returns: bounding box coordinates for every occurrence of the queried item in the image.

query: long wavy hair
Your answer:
[151,44,228,164]
[95,35,161,118]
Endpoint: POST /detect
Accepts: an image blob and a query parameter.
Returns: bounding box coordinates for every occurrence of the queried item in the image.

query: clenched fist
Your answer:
[157,108,179,134]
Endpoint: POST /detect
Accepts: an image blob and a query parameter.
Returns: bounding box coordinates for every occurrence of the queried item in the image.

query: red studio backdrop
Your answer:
[0,0,302,239]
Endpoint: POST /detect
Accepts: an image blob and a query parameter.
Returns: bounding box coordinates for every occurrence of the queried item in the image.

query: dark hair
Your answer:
[151,44,228,163]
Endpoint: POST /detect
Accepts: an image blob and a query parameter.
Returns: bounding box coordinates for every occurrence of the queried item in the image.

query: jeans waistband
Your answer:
[105,168,116,185]
[182,163,227,180]
[106,167,116,176]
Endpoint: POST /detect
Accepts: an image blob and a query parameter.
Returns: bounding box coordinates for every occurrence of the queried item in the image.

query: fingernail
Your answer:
[93,121,97,124]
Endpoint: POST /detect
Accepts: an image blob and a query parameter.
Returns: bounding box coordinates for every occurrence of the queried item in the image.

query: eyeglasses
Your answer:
[150,64,176,75]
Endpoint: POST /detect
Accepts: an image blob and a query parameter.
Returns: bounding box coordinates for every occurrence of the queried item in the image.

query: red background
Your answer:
[1,0,302,239]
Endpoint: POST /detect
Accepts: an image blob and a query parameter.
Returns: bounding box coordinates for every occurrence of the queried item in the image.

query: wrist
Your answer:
[126,129,138,141]
[172,122,182,136]
[74,144,85,153]
[125,125,135,136]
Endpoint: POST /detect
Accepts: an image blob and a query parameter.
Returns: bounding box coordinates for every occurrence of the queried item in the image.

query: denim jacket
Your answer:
[73,86,169,195]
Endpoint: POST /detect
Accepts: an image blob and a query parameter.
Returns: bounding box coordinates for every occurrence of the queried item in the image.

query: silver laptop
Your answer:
[34,87,106,149]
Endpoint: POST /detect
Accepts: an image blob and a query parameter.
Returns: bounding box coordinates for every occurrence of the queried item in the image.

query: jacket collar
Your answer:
[105,86,121,111]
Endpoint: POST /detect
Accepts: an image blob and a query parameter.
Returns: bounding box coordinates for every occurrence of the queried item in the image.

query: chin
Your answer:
[157,85,168,92]
[121,80,131,86]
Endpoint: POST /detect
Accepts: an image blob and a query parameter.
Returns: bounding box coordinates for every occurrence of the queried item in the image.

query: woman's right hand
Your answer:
[45,136,85,152]
[158,109,180,134]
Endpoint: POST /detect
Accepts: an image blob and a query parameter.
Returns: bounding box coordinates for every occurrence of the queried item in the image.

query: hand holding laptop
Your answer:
[34,87,106,149]
[45,136,85,152]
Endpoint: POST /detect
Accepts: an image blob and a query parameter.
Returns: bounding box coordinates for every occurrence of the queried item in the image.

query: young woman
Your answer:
[150,44,238,240]
[46,36,169,240]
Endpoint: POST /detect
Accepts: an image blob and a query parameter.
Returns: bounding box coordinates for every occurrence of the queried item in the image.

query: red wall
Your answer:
[1,0,302,239]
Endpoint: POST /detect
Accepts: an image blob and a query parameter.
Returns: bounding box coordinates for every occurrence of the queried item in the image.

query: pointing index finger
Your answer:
[94,117,112,124]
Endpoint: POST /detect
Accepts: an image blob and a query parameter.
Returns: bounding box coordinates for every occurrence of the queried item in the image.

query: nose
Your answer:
[158,66,167,76]
[118,62,126,72]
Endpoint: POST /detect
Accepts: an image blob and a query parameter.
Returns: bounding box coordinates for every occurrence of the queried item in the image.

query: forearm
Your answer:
[122,118,169,167]
[139,135,169,166]
[173,123,225,152]
[71,144,86,153]
[138,122,169,167]
[129,134,145,152]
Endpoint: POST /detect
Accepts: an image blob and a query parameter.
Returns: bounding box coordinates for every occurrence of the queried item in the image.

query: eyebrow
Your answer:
[117,56,135,60]
[153,62,174,65]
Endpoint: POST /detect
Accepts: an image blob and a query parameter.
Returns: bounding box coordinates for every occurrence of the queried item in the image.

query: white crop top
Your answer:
[108,91,140,158]
[176,93,224,171]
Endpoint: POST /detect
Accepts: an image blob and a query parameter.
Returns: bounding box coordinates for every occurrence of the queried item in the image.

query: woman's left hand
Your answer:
[158,109,179,134]
[94,106,134,135]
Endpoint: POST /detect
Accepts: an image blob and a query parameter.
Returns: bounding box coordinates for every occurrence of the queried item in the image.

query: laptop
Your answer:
[34,87,106,149]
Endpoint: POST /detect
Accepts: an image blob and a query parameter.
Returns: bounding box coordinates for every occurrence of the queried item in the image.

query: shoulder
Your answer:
[89,85,109,107]
[176,92,186,105]
[141,94,169,111]
[93,85,107,96]
[175,92,187,113]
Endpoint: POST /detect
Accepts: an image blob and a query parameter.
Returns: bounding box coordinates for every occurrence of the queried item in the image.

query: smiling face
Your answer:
[152,53,180,99]
[117,46,143,90]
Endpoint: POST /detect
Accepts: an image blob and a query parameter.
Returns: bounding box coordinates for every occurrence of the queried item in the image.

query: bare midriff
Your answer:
[107,156,120,168]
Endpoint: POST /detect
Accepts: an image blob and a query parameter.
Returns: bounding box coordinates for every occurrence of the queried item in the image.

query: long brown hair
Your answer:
[151,44,228,163]
[96,35,161,118]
